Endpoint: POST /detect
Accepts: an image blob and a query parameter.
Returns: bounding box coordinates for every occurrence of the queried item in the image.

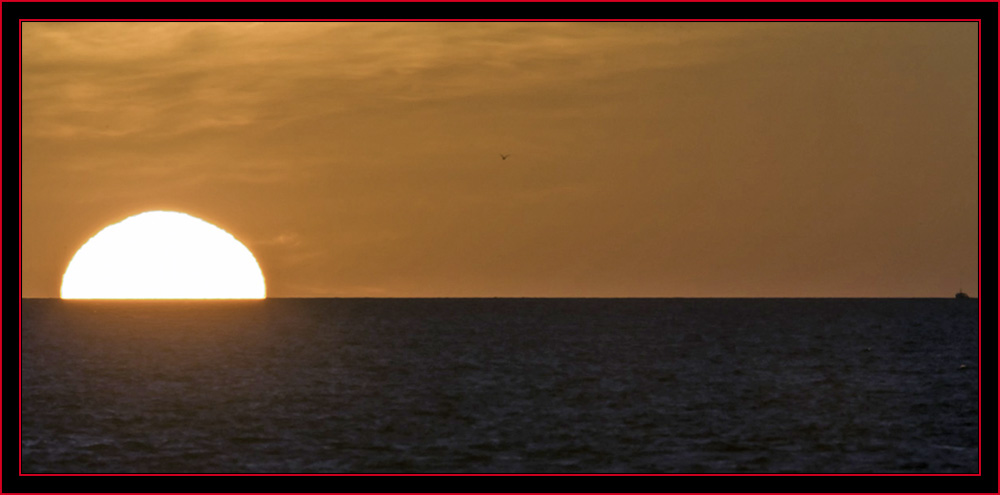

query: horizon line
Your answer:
[22,295,980,300]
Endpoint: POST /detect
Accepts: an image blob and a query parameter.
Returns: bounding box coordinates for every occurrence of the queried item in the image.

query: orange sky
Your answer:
[20,22,979,298]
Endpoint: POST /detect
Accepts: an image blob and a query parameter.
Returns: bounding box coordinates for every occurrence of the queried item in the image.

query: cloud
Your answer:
[255,232,302,247]
[22,22,771,138]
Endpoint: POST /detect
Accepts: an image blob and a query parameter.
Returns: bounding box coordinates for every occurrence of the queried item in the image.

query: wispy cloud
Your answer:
[23,22,768,138]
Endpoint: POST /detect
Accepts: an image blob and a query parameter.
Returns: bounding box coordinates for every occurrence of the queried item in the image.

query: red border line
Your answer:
[17,18,987,21]
[17,17,984,477]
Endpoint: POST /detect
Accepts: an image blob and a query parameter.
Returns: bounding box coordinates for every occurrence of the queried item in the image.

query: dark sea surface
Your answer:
[20,298,980,474]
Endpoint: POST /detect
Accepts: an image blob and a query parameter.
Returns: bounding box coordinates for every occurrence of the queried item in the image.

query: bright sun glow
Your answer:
[61,211,266,299]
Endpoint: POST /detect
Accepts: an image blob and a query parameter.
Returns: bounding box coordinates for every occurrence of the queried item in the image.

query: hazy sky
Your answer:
[21,21,979,298]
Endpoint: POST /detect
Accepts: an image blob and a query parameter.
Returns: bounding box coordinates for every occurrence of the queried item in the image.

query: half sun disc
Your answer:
[61,211,266,299]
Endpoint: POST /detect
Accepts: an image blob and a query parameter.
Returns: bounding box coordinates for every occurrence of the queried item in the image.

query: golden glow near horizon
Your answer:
[61,211,266,299]
[23,22,979,298]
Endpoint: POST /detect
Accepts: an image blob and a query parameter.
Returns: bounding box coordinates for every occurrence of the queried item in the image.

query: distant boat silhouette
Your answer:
[500,154,510,160]
[955,289,971,299]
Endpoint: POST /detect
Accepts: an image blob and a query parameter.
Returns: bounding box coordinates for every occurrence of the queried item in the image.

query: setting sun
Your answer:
[60,211,266,299]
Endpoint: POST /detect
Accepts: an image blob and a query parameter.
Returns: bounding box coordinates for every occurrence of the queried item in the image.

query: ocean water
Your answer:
[20,298,980,474]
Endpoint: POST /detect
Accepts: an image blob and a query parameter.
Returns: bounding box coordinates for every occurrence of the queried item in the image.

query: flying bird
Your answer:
[500,154,510,160]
